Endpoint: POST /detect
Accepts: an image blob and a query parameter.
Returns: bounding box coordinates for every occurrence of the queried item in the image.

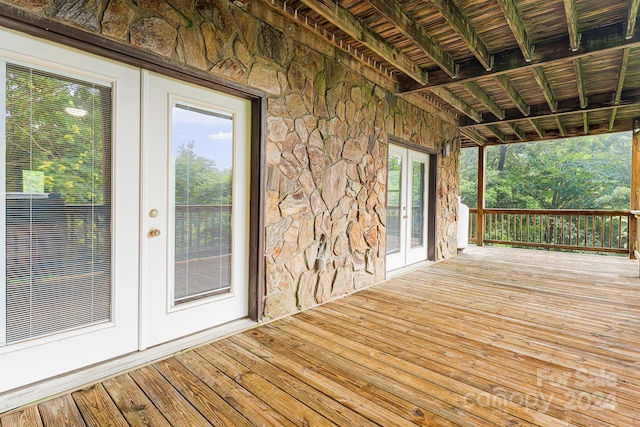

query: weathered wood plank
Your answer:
[153,357,252,427]
[463,81,505,119]
[296,0,427,83]
[101,374,171,427]
[195,344,336,426]
[299,307,626,427]
[496,74,531,116]
[175,350,297,427]
[37,395,86,427]
[495,0,534,61]
[364,0,456,77]
[0,406,43,427]
[128,366,210,426]
[430,87,482,122]
[213,339,379,427]
[239,327,456,426]
[71,385,128,427]
[564,0,580,51]
[265,322,544,426]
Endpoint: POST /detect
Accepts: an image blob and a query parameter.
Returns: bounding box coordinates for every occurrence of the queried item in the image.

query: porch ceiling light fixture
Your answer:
[65,107,88,117]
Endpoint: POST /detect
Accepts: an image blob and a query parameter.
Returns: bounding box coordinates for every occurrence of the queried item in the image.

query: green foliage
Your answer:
[459,133,632,210]
[5,64,107,204]
[174,141,232,205]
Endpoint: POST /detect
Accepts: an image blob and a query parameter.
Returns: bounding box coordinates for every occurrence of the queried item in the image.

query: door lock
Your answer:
[148,228,161,237]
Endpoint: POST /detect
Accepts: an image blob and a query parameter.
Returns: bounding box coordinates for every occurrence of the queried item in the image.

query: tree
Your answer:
[459,132,631,210]
[174,141,232,205]
[5,63,107,204]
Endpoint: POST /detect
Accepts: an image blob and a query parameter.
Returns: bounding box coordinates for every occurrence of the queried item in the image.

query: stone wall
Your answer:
[1,0,460,319]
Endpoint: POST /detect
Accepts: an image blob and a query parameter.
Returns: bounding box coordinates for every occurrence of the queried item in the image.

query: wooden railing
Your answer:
[469,208,632,254]
[175,204,232,260]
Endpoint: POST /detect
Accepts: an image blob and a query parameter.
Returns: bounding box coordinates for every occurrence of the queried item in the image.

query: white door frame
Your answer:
[0,26,141,393]
[386,142,433,272]
[139,71,252,349]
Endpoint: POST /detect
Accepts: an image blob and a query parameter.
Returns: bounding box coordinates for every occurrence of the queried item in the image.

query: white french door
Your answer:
[0,27,140,392]
[386,145,430,271]
[140,71,251,349]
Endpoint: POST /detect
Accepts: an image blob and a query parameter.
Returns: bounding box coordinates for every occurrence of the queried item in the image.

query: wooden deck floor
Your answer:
[2,246,639,426]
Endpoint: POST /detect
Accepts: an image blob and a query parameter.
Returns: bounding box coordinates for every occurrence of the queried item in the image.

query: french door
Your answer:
[386,145,430,271]
[0,27,140,392]
[0,27,253,395]
[140,71,251,349]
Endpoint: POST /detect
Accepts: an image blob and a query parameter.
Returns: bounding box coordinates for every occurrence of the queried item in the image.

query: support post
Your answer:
[630,121,640,259]
[477,145,487,246]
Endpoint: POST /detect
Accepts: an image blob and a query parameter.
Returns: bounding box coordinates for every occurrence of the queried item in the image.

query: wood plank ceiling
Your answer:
[252,0,640,147]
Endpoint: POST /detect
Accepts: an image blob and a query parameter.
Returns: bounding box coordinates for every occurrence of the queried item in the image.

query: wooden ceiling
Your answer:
[251,0,640,147]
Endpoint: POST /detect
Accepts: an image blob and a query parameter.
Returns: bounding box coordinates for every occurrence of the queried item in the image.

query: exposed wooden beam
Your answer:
[627,0,640,39]
[401,92,459,125]
[574,58,587,108]
[400,22,640,93]
[459,127,487,146]
[297,0,427,84]
[430,87,482,122]
[485,124,507,142]
[463,81,505,119]
[583,111,589,135]
[506,122,526,140]
[532,67,558,112]
[496,75,530,116]
[555,116,566,137]
[363,0,455,78]
[495,0,534,61]
[529,118,545,138]
[564,0,581,51]
[614,47,631,103]
[430,0,493,70]
[459,87,640,128]
[609,108,619,131]
[608,47,630,130]
[463,120,633,146]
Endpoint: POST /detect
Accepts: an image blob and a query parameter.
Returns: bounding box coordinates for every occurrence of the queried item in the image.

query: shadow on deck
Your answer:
[2,246,639,426]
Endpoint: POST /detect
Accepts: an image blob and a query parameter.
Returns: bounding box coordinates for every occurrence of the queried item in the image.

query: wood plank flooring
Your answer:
[2,246,639,426]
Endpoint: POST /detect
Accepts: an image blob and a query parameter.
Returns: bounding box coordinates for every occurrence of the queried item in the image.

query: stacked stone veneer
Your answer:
[2,0,460,319]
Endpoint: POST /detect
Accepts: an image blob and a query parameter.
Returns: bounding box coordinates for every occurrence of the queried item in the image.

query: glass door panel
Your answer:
[386,144,429,271]
[3,64,112,344]
[172,103,233,304]
[386,154,402,255]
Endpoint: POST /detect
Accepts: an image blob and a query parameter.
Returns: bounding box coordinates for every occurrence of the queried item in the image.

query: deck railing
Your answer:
[469,208,631,254]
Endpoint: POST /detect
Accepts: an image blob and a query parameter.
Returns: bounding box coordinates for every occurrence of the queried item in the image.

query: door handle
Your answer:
[148,228,161,237]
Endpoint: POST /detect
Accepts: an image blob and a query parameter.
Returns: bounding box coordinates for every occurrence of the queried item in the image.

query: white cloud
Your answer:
[208,131,233,141]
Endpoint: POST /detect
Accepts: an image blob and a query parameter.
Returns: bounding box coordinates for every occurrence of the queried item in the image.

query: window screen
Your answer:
[2,63,112,344]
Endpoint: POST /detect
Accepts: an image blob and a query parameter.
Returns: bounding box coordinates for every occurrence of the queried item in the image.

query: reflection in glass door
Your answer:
[172,104,232,304]
[141,71,250,349]
[386,145,429,271]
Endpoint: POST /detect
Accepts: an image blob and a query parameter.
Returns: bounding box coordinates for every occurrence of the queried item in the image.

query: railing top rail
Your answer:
[468,208,630,216]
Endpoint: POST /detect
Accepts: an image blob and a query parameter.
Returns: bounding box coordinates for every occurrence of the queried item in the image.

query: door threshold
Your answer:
[386,259,435,279]
[0,318,257,413]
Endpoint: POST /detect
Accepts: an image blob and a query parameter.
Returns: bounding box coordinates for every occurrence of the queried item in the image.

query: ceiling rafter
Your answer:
[564,0,581,51]
[495,0,534,61]
[532,67,558,112]
[363,0,456,78]
[297,0,427,84]
[627,0,640,39]
[400,22,640,93]
[583,111,589,134]
[495,75,531,116]
[485,125,507,142]
[429,0,493,71]
[459,128,487,146]
[555,116,566,137]
[506,122,526,140]
[574,58,587,108]
[430,87,483,122]
[463,81,505,119]
[460,87,640,129]
[529,118,546,138]
[609,47,630,130]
